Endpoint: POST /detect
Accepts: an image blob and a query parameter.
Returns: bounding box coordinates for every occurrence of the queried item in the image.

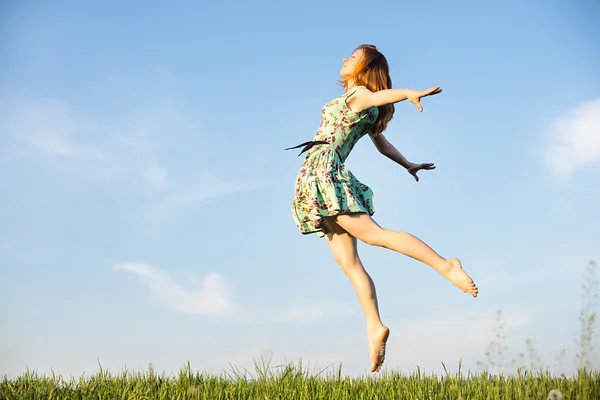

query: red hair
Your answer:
[339,44,394,136]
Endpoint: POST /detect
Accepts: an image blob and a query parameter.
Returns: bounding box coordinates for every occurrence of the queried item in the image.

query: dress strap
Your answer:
[343,85,366,98]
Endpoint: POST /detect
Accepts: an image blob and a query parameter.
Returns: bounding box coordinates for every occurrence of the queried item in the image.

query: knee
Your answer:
[333,256,361,276]
[359,229,385,247]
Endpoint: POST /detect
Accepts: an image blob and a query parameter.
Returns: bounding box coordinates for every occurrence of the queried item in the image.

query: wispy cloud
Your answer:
[144,165,168,189]
[545,97,600,180]
[131,172,257,230]
[116,262,235,316]
[0,90,263,218]
[0,92,167,181]
[474,261,577,292]
[7,97,107,159]
[275,298,354,323]
[171,172,256,206]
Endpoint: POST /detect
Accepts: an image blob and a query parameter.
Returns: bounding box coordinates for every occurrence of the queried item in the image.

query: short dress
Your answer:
[289,86,379,237]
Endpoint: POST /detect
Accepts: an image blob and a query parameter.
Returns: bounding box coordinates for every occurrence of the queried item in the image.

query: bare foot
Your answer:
[368,326,390,373]
[440,258,478,297]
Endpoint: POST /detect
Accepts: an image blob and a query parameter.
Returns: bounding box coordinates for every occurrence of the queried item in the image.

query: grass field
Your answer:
[1,361,599,400]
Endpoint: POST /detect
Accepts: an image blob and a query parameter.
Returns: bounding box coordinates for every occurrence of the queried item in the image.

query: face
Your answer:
[340,49,363,78]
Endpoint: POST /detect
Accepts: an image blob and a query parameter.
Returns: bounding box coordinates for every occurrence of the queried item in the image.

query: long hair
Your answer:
[339,44,394,136]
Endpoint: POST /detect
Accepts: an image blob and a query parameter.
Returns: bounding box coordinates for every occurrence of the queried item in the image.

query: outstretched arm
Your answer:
[349,86,442,113]
[370,133,436,182]
[370,133,412,168]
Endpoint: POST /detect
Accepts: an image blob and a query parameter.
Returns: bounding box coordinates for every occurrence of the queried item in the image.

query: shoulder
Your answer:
[346,87,380,116]
[342,86,373,113]
[349,86,373,98]
[346,86,378,113]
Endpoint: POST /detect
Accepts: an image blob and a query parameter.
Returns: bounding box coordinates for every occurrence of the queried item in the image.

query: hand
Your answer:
[407,162,436,182]
[408,86,443,112]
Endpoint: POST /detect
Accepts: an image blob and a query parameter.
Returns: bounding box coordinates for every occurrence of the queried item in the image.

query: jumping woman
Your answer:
[286,44,478,373]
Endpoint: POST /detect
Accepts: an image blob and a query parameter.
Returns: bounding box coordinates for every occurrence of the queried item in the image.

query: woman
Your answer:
[287,44,478,373]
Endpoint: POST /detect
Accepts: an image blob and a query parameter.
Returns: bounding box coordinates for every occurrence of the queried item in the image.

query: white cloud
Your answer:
[545,97,600,179]
[116,262,235,316]
[276,298,354,323]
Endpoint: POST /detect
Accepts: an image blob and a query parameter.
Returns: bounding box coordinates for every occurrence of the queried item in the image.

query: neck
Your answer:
[346,78,357,92]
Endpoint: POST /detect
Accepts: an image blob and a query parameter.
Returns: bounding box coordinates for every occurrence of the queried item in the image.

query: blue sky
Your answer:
[1,0,599,378]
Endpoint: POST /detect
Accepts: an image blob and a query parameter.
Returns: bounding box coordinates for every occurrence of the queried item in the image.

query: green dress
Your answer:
[289,86,379,237]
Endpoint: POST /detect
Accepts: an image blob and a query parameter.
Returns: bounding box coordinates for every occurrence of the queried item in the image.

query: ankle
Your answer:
[367,323,386,335]
[434,258,452,272]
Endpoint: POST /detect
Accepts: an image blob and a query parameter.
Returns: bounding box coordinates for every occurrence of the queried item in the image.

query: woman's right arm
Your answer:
[350,86,443,113]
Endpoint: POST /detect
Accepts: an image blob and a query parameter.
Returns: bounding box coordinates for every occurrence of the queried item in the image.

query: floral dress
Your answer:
[289,86,379,237]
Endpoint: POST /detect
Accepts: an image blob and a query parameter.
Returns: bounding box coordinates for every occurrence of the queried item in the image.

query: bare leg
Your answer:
[333,213,478,297]
[322,218,390,373]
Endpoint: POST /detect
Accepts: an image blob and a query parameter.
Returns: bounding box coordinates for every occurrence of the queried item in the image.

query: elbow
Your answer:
[378,146,390,156]
[377,141,391,156]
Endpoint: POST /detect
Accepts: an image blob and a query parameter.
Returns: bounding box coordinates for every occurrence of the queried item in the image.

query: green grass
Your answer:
[1,361,599,400]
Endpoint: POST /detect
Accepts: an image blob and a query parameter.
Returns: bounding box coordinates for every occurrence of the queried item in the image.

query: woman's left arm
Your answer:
[370,133,436,181]
[370,133,413,169]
